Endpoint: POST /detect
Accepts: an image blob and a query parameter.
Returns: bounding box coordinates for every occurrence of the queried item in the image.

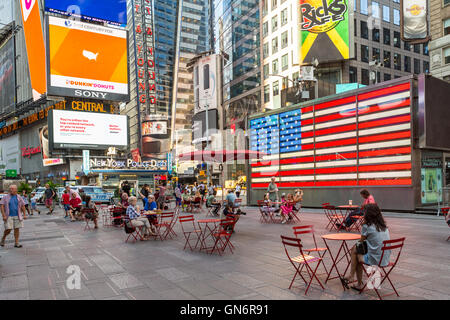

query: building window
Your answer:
[404,42,410,51]
[281,8,288,26]
[414,58,420,74]
[361,45,369,62]
[372,28,380,42]
[393,0,399,3]
[445,18,450,35]
[355,43,357,60]
[423,43,429,55]
[373,48,380,62]
[394,31,401,48]
[361,21,368,39]
[361,68,369,85]
[263,43,269,58]
[282,77,289,89]
[293,72,299,83]
[371,2,380,19]
[383,5,390,22]
[272,15,278,32]
[264,84,270,102]
[272,59,279,74]
[354,19,357,36]
[414,44,420,54]
[445,47,450,64]
[263,22,269,38]
[273,81,279,96]
[423,60,429,73]
[404,56,411,72]
[393,9,400,25]
[263,0,268,16]
[384,73,391,81]
[349,66,358,83]
[384,51,391,68]
[445,0,450,6]
[361,0,368,14]
[383,28,390,45]
[394,53,401,70]
[272,37,278,54]
[264,64,270,79]
[272,0,277,9]
[282,54,289,71]
[281,31,288,49]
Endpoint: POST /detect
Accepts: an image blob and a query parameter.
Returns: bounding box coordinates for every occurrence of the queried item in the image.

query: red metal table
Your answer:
[197,219,221,252]
[321,233,361,288]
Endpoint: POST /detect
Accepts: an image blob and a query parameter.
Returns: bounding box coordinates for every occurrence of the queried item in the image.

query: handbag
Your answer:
[355,240,368,255]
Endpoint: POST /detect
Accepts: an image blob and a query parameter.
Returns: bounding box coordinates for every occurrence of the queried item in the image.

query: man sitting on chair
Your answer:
[226,190,246,215]
[206,190,221,216]
[337,189,375,229]
[126,196,155,239]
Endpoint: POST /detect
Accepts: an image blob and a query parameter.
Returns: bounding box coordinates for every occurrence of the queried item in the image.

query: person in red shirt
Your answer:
[62,190,71,218]
[68,192,82,222]
[338,189,376,229]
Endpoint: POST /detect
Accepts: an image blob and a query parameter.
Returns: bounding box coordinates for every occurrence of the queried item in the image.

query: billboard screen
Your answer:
[45,0,127,26]
[0,0,13,26]
[49,109,128,150]
[0,134,20,175]
[299,0,353,64]
[0,38,15,115]
[19,0,46,100]
[38,125,64,167]
[194,55,219,114]
[250,82,412,188]
[47,16,129,102]
[141,114,170,160]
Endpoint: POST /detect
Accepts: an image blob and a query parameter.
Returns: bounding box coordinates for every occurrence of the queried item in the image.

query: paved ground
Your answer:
[0,204,449,300]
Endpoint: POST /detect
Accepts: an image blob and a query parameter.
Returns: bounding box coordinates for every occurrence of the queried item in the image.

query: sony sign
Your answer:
[74,90,108,99]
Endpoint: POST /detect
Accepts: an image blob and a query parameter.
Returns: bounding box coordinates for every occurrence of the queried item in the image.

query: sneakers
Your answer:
[281,220,287,224]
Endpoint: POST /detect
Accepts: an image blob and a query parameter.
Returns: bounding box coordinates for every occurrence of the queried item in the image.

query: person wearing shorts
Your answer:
[30,193,41,215]
[0,185,27,248]
[43,184,56,215]
[68,192,82,221]
[62,190,71,218]
[21,190,31,216]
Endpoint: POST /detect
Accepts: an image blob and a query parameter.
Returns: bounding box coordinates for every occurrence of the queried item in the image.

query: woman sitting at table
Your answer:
[341,203,390,292]
[280,193,294,224]
[118,192,130,212]
[191,191,202,210]
[293,189,303,212]
[182,191,192,211]
[126,196,155,239]
[337,189,375,229]
[83,196,99,229]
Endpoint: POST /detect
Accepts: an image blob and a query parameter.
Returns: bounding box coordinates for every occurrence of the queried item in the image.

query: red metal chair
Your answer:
[81,208,96,231]
[441,207,450,241]
[122,217,144,243]
[154,212,175,240]
[179,215,202,251]
[359,237,406,300]
[280,235,325,295]
[110,207,125,228]
[257,200,271,223]
[348,214,364,232]
[323,205,344,231]
[209,219,235,256]
[292,225,328,275]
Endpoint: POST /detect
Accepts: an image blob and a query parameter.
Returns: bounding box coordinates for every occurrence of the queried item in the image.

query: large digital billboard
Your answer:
[19,0,46,100]
[299,0,354,64]
[250,82,413,188]
[400,0,430,43]
[46,16,129,102]
[49,109,128,150]
[45,0,127,26]
[0,38,15,115]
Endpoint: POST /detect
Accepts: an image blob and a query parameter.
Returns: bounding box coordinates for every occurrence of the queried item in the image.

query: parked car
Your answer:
[70,186,114,204]
[31,187,46,203]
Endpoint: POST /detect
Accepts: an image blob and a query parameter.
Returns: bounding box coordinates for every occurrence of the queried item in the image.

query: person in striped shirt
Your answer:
[126,196,155,239]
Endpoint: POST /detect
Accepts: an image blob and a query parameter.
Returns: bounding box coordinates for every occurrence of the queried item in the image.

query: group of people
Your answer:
[60,186,99,228]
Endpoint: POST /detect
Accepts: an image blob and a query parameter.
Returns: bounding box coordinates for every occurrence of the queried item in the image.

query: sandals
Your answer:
[340,277,350,289]
[14,244,23,248]
[351,286,363,292]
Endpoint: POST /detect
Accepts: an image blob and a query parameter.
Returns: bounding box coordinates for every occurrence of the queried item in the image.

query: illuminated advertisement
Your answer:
[421,168,442,204]
[19,0,46,100]
[0,135,20,175]
[141,114,170,160]
[299,0,354,64]
[47,16,129,102]
[250,82,413,188]
[45,0,127,26]
[39,125,64,167]
[0,38,15,115]
[401,0,430,43]
[49,110,128,150]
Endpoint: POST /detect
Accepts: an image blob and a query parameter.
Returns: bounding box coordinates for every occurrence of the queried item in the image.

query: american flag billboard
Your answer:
[250,82,412,189]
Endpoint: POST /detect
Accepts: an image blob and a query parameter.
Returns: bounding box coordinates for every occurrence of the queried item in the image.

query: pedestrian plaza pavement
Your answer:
[0,205,449,300]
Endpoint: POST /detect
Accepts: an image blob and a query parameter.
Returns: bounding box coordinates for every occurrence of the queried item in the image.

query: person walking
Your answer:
[21,190,31,216]
[30,192,41,215]
[235,184,241,198]
[267,177,279,210]
[62,190,71,218]
[0,185,28,248]
[157,182,167,210]
[43,184,56,215]
[174,184,182,208]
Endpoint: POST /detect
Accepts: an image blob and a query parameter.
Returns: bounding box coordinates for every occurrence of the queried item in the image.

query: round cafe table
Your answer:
[321,233,361,288]
[197,219,221,252]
